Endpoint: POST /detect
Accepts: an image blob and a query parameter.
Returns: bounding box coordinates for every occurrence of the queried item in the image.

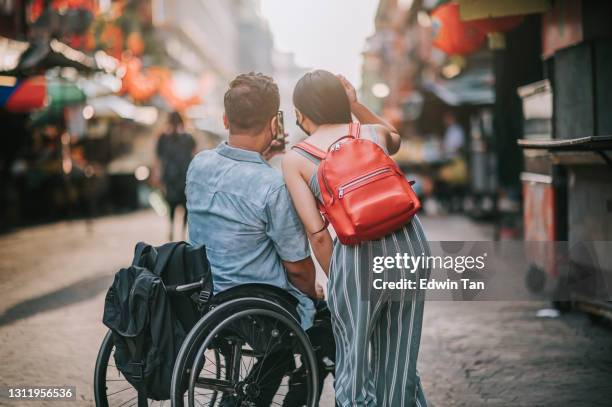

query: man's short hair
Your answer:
[224,72,280,134]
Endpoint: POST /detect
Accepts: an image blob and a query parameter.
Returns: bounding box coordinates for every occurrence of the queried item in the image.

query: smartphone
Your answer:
[271,111,286,151]
[275,110,285,141]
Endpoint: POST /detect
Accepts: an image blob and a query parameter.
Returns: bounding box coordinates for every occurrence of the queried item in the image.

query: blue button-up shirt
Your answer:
[186,142,315,329]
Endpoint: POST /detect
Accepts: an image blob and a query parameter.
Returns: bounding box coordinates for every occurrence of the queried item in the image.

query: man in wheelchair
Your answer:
[186,72,335,406]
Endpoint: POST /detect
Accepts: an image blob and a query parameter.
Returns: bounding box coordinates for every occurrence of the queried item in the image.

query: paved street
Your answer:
[0,210,611,406]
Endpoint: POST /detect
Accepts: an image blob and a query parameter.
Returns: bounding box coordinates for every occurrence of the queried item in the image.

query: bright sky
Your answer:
[260,0,379,87]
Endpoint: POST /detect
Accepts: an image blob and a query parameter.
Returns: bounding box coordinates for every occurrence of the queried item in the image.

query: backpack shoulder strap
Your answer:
[349,122,361,139]
[326,122,362,148]
[293,123,361,159]
[292,141,326,160]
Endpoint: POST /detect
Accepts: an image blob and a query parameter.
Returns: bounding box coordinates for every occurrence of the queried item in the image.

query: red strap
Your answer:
[325,122,362,151]
[349,122,361,139]
[293,122,361,158]
[292,141,326,160]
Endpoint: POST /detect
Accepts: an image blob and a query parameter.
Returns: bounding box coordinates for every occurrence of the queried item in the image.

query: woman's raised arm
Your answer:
[336,74,402,154]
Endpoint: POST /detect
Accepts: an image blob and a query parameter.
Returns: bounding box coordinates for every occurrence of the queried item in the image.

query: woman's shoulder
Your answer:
[360,123,388,138]
[282,148,304,172]
[283,144,319,185]
[360,124,390,149]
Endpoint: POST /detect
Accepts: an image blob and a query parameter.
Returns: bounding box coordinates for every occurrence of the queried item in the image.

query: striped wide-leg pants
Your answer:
[327,218,429,407]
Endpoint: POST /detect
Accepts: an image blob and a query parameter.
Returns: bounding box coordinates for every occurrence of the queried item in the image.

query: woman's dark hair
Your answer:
[293,70,352,125]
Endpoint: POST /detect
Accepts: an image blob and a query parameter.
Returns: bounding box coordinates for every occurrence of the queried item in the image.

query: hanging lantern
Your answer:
[431,3,486,56]
[120,56,158,102]
[100,23,124,60]
[126,32,145,56]
[148,67,202,111]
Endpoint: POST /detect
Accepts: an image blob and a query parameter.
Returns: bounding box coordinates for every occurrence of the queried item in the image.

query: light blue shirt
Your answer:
[186,142,315,329]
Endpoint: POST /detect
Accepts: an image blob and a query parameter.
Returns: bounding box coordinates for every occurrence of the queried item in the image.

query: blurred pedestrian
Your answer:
[442,111,465,159]
[438,111,468,212]
[155,111,195,241]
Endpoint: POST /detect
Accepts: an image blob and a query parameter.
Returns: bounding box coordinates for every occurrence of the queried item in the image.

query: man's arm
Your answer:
[264,183,318,299]
[283,257,317,300]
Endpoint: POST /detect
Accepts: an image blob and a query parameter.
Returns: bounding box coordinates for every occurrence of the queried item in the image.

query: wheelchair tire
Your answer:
[93,329,221,406]
[171,297,319,407]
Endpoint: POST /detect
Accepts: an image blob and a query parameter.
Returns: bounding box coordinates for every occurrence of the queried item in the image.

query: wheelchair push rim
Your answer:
[172,298,319,407]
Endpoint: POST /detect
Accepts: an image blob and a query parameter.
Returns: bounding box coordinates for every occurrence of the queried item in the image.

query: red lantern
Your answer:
[431,3,486,55]
[29,0,97,23]
[126,32,145,56]
[120,56,158,102]
[100,24,124,60]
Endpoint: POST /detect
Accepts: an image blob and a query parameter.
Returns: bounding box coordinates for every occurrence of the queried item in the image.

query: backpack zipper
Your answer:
[338,167,392,198]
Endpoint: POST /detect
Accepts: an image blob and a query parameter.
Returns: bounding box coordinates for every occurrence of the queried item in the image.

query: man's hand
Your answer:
[336,74,358,106]
[262,138,288,161]
[315,281,325,300]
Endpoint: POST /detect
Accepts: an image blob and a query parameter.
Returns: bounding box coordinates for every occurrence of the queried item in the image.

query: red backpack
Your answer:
[294,123,421,245]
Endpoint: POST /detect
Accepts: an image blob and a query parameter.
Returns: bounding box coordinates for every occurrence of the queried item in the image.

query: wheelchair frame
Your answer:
[94,284,319,407]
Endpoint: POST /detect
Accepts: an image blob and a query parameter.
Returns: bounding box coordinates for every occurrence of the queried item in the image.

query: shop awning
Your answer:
[47,80,86,107]
[3,39,97,75]
[88,95,158,125]
[0,75,47,112]
[458,0,550,20]
[423,67,495,106]
[28,79,86,125]
[77,73,122,98]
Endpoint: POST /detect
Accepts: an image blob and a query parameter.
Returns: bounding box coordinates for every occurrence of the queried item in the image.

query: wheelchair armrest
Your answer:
[166,278,204,295]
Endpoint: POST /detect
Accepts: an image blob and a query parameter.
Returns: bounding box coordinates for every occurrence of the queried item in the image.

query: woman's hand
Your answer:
[337,74,358,106]
[262,138,287,161]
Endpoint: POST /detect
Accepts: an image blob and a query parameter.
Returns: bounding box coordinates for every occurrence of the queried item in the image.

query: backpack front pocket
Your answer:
[337,167,415,231]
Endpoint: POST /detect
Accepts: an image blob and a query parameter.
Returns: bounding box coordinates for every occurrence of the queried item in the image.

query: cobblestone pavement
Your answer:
[0,211,611,406]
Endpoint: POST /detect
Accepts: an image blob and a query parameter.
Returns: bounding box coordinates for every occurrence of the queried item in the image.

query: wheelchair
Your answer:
[94,283,321,407]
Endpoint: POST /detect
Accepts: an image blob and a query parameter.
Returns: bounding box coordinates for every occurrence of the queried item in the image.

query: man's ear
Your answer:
[223,113,229,130]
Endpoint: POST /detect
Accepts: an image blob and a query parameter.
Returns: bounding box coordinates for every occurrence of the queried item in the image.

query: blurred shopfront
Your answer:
[362,0,611,319]
[0,0,274,230]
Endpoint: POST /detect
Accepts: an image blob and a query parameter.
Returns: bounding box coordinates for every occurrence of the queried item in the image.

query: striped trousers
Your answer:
[327,218,429,407]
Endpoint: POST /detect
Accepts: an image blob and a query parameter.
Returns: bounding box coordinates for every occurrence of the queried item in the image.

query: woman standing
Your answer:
[282,70,430,406]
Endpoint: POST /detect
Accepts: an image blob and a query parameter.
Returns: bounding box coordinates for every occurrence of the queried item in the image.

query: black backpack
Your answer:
[102,241,212,401]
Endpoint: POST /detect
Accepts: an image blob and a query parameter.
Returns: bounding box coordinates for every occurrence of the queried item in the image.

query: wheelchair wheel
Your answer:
[94,330,221,406]
[171,298,318,407]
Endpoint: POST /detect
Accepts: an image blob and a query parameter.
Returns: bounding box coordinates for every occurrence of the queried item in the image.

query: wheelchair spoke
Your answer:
[117,395,138,407]
[253,320,280,384]
[178,301,318,407]
[107,386,133,397]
